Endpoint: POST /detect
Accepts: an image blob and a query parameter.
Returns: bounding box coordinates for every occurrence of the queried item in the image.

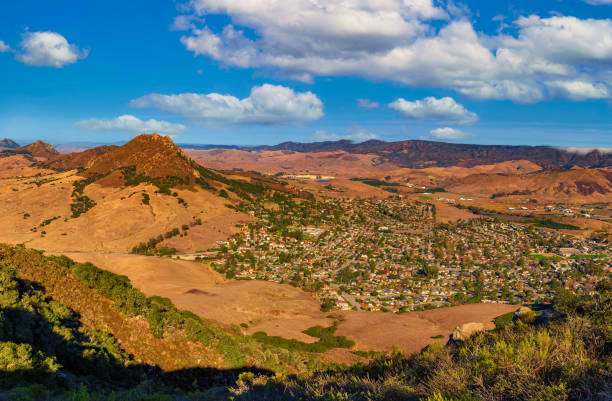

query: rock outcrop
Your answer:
[448,322,485,344]
[513,306,536,323]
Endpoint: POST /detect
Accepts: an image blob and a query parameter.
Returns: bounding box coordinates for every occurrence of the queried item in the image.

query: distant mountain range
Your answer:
[0,139,60,161]
[3,137,611,170]
[181,139,612,169]
[0,138,19,149]
[237,140,611,170]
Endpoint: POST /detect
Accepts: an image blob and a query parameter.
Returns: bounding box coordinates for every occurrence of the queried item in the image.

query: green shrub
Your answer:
[531,219,580,230]
[252,324,354,353]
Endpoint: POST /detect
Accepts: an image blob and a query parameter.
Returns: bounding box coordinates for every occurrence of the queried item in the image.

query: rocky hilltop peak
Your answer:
[85,133,200,183]
[16,140,59,159]
[0,138,19,149]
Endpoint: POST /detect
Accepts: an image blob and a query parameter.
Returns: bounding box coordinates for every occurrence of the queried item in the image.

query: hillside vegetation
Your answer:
[0,242,609,400]
[232,281,611,401]
[0,244,329,400]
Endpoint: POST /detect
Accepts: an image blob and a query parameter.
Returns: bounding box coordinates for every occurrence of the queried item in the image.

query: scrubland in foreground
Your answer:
[0,243,609,400]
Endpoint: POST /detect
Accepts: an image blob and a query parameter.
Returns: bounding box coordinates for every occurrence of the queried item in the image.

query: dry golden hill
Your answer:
[186,148,393,178]
[1,140,59,169]
[16,140,59,159]
[0,134,312,254]
[42,145,117,170]
[367,160,543,188]
[0,154,38,175]
[447,168,612,202]
[0,134,286,253]
[87,134,200,182]
[0,168,244,253]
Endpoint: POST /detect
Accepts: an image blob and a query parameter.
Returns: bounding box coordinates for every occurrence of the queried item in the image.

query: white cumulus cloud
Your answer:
[561,147,612,154]
[582,0,612,5]
[0,40,11,53]
[357,98,380,109]
[17,31,87,67]
[546,80,610,100]
[313,127,379,142]
[389,96,478,125]
[75,115,187,135]
[130,84,324,126]
[176,1,612,102]
[428,127,474,141]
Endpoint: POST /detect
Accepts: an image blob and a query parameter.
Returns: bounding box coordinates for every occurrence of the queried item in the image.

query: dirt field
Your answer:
[57,253,332,343]
[56,252,517,355]
[336,303,517,354]
[431,200,480,223]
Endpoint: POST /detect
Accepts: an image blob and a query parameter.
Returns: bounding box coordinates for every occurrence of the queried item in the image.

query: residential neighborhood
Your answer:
[201,195,611,313]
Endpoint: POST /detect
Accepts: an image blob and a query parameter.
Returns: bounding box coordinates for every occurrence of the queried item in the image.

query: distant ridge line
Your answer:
[181,139,612,170]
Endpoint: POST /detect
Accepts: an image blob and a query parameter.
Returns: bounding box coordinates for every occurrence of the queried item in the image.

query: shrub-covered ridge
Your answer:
[230,280,611,401]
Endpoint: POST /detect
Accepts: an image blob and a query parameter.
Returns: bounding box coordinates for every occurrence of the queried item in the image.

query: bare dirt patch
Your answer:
[55,253,331,343]
[336,303,517,354]
[434,201,480,223]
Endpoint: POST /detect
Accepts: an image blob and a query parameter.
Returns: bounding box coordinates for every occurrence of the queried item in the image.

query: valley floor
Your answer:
[55,252,516,358]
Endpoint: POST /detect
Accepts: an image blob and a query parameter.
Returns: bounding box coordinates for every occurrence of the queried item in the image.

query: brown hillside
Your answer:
[0,134,284,253]
[215,139,612,169]
[186,148,393,178]
[187,149,542,181]
[16,140,59,159]
[86,134,199,181]
[447,168,612,202]
[43,145,117,170]
[60,252,516,355]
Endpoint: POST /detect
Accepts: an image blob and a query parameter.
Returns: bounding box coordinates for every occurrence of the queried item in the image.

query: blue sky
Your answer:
[0,0,611,147]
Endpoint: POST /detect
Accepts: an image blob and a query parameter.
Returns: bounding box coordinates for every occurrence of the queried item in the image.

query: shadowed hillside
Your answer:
[0,244,333,399]
[0,138,18,150]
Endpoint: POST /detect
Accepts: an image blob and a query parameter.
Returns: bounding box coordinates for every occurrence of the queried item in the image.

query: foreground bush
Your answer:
[232,280,611,401]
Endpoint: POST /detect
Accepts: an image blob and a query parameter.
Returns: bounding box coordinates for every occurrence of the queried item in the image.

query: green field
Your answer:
[350,177,401,187]
[531,218,581,230]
